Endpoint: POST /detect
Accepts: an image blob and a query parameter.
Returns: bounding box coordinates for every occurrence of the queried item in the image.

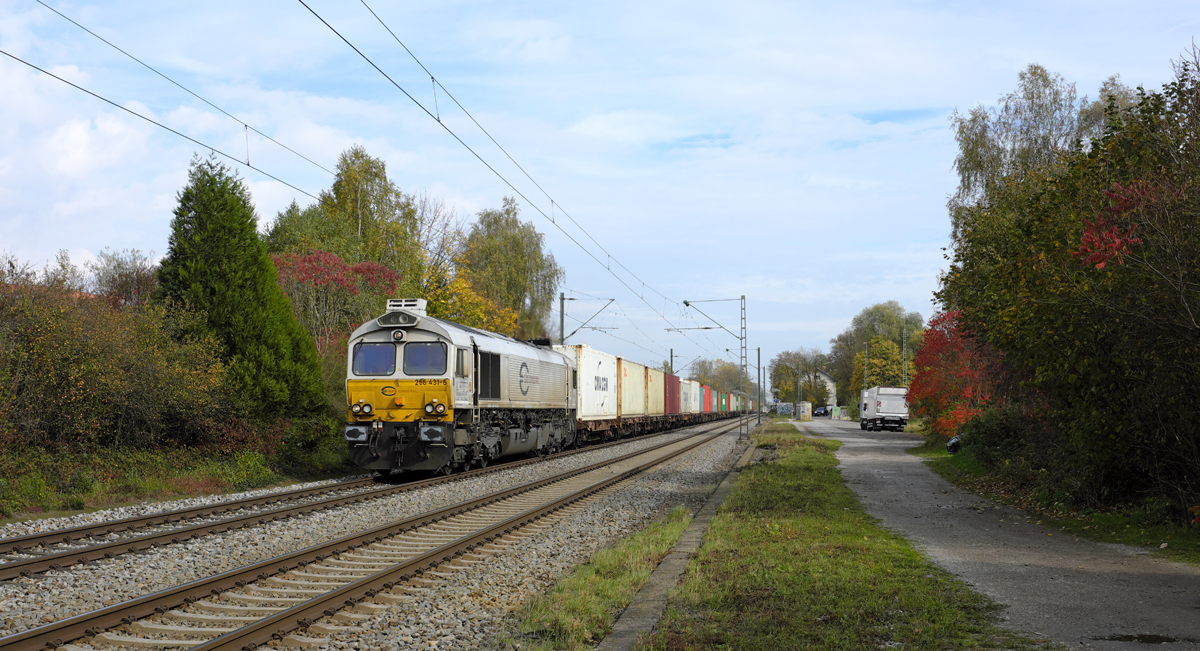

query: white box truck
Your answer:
[860,386,908,431]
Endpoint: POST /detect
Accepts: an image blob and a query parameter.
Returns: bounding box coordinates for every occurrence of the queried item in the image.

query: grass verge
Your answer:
[0,443,355,524]
[507,506,695,650]
[910,440,1200,566]
[644,427,1055,651]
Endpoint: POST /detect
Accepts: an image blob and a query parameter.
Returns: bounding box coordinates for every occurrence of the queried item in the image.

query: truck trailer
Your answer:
[860,386,908,431]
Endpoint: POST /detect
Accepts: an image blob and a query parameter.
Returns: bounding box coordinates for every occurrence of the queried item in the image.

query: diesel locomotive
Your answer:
[343,299,748,476]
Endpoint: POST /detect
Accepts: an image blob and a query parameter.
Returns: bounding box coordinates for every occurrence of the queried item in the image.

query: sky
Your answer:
[1,0,1196,394]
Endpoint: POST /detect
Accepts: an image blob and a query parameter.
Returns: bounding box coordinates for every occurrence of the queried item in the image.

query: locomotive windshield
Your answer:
[352,342,396,376]
[403,342,448,375]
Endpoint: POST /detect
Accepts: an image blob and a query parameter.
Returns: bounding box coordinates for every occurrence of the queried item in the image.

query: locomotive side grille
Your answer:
[478,352,501,400]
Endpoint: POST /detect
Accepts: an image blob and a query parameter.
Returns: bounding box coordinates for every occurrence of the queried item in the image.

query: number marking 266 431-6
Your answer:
[415,379,448,386]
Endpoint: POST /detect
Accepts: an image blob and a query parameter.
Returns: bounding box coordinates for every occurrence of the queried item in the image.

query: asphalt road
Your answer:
[800,418,1200,650]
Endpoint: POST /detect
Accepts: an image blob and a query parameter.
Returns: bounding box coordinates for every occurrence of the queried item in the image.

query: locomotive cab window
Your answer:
[455,348,468,377]
[403,342,447,375]
[352,342,396,376]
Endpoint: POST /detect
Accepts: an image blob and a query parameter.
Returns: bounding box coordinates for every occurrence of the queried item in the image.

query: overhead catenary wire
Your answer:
[319,1,724,362]
[561,289,674,358]
[560,312,661,359]
[549,301,657,358]
[19,3,738,369]
[36,0,336,178]
[356,0,674,306]
[0,49,320,201]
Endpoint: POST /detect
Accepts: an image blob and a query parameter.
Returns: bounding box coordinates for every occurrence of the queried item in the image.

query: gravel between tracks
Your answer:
[323,428,742,651]
[0,428,719,639]
[0,475,367,541]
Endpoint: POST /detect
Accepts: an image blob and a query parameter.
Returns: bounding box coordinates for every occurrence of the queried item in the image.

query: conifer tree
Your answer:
[158,154,323,415]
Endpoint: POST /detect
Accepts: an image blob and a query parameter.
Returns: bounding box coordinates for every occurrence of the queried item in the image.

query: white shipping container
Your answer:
[687,380,702,414]
[646,367,665,416]
[680,380,693,414]
[553,344,617,421]
[618,358,647,418]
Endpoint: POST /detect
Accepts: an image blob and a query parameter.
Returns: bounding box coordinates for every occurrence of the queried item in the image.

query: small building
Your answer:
[816,369,837,406]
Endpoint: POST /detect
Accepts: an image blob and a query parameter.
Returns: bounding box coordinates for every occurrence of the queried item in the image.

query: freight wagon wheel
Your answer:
[437,463,454,476]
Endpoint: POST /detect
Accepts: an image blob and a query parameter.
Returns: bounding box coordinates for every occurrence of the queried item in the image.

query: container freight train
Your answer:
[343,299,749,476]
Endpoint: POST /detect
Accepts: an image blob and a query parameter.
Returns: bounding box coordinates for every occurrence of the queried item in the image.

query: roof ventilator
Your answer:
[386,298,428,315]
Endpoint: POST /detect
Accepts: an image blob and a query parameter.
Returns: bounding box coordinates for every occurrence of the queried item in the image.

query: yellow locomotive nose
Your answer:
[347,380,451,422]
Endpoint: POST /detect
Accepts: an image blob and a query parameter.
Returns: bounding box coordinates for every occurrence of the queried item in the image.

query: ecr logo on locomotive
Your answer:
[518,362,540,396]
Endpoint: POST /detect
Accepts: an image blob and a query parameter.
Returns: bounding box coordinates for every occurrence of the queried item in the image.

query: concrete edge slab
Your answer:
[593,440,748,651]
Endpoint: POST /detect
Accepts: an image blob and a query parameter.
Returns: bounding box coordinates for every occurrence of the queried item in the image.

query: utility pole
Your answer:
[559,293,565,345]
[676,295,749,435]
[864,343,870,390]
[902,321,908,386]
[756,347,761,426]
[740,295,747,439]
[793,363,801,421]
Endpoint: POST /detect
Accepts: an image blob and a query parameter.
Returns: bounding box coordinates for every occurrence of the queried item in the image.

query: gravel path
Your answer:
[803,418,1200,650]
[0,428,715,640]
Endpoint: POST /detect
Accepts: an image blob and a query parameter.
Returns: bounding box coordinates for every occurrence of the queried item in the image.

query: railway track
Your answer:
[0,428,696,582]
[0,422,733,651]
[0,421,725,582]
[0,480,375,568]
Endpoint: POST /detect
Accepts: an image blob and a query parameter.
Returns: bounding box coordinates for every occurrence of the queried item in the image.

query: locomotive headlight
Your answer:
[362,403,373,415]
[434,403,446,414]
[351,404,362,414]
[424,403,435,414]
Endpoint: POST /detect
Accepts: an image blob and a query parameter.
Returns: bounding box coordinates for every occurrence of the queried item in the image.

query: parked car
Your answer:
[813,406,827,417]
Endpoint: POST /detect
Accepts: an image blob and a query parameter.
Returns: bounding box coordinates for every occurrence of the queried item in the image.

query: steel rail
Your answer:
[0,421,734,651]
[194,429,727,651]
[0,419,729,581]
[0,479,376,556]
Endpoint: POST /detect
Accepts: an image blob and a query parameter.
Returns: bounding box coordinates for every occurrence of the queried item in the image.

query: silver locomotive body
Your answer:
[343,299,577,475]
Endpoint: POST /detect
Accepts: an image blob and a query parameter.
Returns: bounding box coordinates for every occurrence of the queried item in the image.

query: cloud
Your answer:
[0,0,1189,375]
[464,18,576,64]
[571,110,681,146]
[42,114,149,176]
